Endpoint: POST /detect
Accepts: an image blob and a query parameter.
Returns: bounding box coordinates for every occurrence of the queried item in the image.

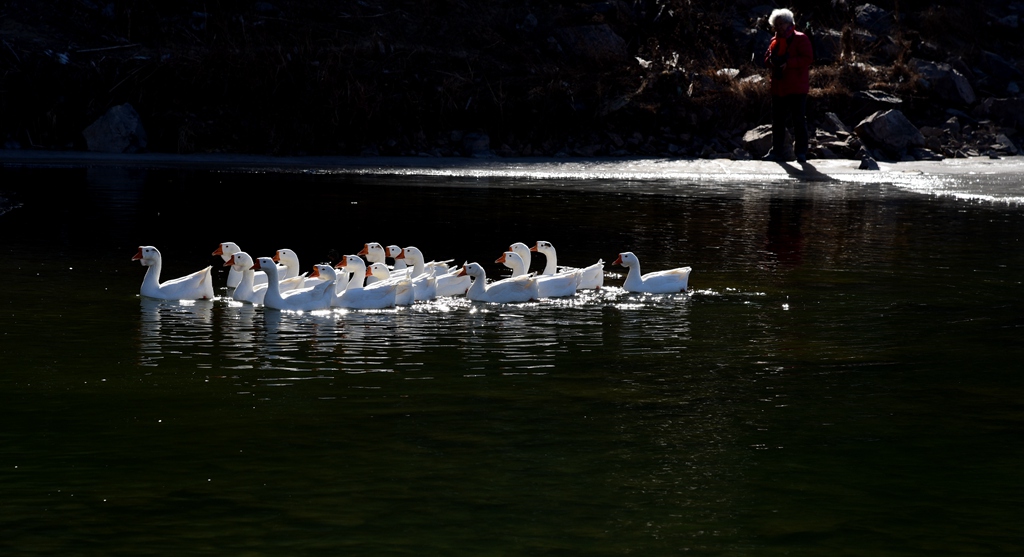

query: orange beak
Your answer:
[224,255,236,267]
[457,266,468,277]
[530,244,539,252]
[364,267,373,277]
[612,254,623,266]
[357,244,370,256]
[396,248,406,260]
[212,244,224,256]
[272,251,281,263]
[252,259,263,271]
[132,247,143,261]
[495,253,507,264]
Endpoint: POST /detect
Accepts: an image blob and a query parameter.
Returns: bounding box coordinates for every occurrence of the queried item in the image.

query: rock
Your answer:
[854,109,925,158]
[855,4,893,35]
[82,103,148,153]
[974,97,1024,129]
[859,156,880,170]
[853,89,903,106]
[910,59,976,106]
[742,125,771,158]
[992,134,1019,155]
[742,124,794,159]
[910,147,944,161]
[554,25,628,63]
[980,50,1023,86]
[942,116,962,138]
[820,112,853,136]
[810,28,843,64]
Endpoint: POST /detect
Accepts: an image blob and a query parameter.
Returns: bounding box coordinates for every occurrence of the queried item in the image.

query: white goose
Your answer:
[312,263,407,308]
[508,242,535,271]
[532,240,604,290]
[223,251,266,304]
[253,257,335,311]
[213,242,270,288]
[365,263,417,305]
[613,251,691,294]
[496,251,578,298]
[332,255,404,309]
[133,246,215,300]
[401,246,468,297]
[386,245,407,271]
[272,249,319,287]
[459,262,538,303]
[224,251,306,304]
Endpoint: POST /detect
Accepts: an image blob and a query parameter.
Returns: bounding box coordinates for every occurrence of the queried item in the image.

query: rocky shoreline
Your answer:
[1,1,1021,164]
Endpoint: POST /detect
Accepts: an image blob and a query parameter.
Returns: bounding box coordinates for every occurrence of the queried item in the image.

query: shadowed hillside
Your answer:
[1,1,1021,160]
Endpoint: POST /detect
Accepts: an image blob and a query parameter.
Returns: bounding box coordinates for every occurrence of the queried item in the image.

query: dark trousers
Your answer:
[771,93,808,156]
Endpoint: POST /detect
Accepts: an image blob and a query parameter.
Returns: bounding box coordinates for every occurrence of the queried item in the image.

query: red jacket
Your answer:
[764,29,813,96]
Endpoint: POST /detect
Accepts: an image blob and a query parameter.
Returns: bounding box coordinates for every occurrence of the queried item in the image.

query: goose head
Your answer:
[273,249,300,266]
[495,251,527,275]
[311,264,337,281]
[133,246,161,266]
[358,242,387,263]
[458,262,484,279]
[367,262,391,281]
[225,251,254,271]
[213,242,241,258]
[336,255,366,273]
[252,257,280,280]
[532,240,554,255]
[401,246,423,265]
[386,245,403,259]
[612,252,638,268]
[509,242,531,258]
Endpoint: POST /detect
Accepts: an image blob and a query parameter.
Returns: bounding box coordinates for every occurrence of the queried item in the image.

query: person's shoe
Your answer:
[796,153,807,163]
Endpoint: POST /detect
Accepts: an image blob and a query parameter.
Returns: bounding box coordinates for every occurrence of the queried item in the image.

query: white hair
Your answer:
[769,9,795,27]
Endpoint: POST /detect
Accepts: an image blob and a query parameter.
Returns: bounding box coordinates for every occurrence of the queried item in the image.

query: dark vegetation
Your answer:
[1,1,1022,158]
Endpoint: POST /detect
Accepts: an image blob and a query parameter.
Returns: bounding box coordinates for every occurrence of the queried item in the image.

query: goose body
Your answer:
[332,255,403,309]
[532,240,604,290]
[133,246,215,300]
[254,257,335,311]
[459,262,538,303]
[613,251,691,294]
[366,263,416,305]
[497,251,578,298]
[401,246,468,297]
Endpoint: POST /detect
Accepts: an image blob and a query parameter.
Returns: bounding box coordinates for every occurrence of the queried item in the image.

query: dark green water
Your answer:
[1,165,1022,555]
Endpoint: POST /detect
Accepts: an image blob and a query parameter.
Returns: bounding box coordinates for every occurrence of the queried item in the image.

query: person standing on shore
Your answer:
[763,8,813,163]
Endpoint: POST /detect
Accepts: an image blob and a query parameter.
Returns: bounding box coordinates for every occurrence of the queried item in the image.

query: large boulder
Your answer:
[82,103,148,153]
[910,59,976,106]
[854,109,925,158]
[855,4,893,34]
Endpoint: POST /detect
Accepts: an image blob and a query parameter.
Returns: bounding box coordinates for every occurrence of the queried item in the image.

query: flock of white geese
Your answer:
[133,241,692,311]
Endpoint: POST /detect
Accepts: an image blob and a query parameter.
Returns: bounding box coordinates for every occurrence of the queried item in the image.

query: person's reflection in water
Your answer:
[763,194,807,268]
